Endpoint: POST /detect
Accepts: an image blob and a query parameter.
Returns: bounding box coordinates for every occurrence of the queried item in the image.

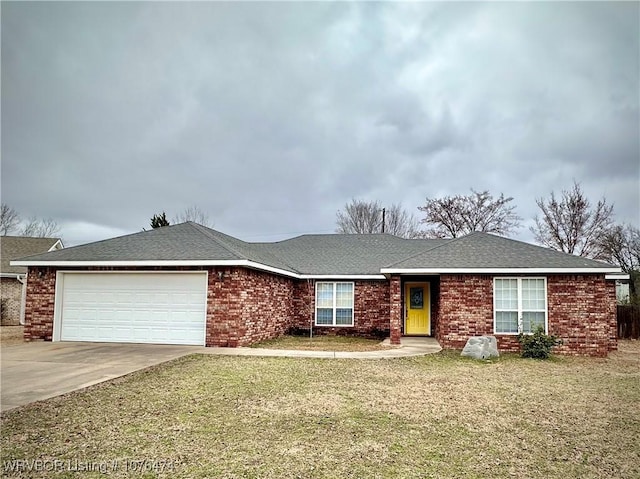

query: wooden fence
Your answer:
[617,305,640,339]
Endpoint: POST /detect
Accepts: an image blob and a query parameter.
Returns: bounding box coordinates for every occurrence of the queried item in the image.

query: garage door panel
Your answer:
[59,273,206,345]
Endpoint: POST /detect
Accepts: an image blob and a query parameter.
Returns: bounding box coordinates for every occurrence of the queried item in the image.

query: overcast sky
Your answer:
[2,1,638,246]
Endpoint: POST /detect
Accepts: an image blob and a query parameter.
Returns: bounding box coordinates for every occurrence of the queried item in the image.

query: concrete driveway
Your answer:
[1,342,201,412]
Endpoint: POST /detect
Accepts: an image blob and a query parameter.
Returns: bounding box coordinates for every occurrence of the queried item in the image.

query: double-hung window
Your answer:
[315,282,354,326]
[494,278,547,334]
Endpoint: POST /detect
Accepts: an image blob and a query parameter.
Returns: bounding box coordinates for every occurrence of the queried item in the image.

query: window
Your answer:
[494,278,546,334]
[315,282,354,326]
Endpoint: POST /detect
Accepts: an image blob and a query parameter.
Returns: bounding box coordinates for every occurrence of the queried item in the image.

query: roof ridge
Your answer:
[187,222,301,272]
[185,222,249,260]
[476,231,615,266]
[382,235,459,268]
[254,245,302,273]
[0,236,61,241]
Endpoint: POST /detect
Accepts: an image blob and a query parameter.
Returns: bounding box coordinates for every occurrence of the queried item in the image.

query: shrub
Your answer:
[517,326,563,359]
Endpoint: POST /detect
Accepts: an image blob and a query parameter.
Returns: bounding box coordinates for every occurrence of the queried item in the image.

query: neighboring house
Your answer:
[615,281,630,304]
[1,236,63,325]
[11,222,625,357]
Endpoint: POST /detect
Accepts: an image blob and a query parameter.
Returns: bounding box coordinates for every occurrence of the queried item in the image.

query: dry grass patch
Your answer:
[0,326,24,345]
[252,334,393,351]
[1,342,639,478]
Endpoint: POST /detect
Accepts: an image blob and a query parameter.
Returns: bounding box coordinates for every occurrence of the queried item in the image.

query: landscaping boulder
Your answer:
[461,336,499,360]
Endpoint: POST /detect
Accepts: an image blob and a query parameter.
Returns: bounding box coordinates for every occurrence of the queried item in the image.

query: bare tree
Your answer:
[336,199,383,234]
[531,181,614,258]
[599,224,640,272]
[21,217,61,238]
[417,189,521,238]
[336,199,422,238]
[599,224,640,301]
[0,204,21,235]
[173,206,213,228]
[384,203,423,239]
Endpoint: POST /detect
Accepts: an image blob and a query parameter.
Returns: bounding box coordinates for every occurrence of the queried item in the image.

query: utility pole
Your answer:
[381,208,386,234]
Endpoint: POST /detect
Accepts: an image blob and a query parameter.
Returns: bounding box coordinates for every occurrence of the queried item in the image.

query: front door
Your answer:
[404,282,430,335]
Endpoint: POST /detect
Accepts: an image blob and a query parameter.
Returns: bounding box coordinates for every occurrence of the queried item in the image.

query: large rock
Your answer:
[461,336,499,360]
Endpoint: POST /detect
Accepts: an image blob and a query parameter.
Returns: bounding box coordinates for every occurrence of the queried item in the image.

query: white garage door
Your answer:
[57,272,207,345]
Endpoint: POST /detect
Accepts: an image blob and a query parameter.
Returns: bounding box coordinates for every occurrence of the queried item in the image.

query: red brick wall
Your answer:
[291,279,390,338]
[390,276,401,344]
[24,267,388,346]
[207,267,295,347]
[292,280,314,330]
[437,274,494,349]
[23,267,57,341]
[429,280,441,339]
[23,266,296,346]
[23,265,617,356]
[547,275,617,357]
[436,274,617,357]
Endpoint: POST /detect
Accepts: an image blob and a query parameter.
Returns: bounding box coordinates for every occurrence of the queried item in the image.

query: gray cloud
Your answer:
[2,2,638,245]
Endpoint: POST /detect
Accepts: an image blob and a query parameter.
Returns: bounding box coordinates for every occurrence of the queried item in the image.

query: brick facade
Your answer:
[207,267,295,347]
[23,267,57,341]
[1,277,23,325]
[436,273,617,357]
[22,266,617,356]
[437,274,494,350]
[22,268,390,346]
[389,276,402,344]
[547,275,617,357]
[290,279,390,339]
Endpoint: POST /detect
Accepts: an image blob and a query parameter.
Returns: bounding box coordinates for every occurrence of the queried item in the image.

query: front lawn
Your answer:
[1,342,639,478]
[252,334,392,351]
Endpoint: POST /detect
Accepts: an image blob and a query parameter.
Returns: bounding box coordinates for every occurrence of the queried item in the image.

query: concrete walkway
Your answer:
[203,336,442,359]
[1,337,440,412]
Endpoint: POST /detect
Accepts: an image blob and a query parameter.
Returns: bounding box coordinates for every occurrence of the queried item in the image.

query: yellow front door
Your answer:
[405,282,430,335]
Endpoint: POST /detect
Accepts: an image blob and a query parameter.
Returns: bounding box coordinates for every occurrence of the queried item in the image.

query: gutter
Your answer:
[9,260,387,281]
[17,274,26,325]
[380,267,625,275]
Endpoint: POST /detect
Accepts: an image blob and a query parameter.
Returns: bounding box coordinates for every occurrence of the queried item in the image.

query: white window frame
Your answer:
[315,282,354,327]
[493,277,547,335]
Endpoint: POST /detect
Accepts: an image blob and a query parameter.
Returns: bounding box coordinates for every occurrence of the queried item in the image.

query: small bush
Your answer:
[518,326,563,359]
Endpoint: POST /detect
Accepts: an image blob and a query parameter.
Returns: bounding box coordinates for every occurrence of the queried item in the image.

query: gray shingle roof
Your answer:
[12,223,245,262]
[1,236,62,274]
[262,234,446,275]
[12,222,619,275]
[383,232,615,270]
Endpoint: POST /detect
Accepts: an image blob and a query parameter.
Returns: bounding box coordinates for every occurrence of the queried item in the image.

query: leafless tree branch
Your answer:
[0,204,21,235]
[173,206,213,228]
[530,181,614,259]
[20,216,61,238]
[417,189,521,238]
[336,199,423,238]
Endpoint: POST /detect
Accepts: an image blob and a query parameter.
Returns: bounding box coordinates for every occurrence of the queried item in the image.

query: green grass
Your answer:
[1,342,639,478]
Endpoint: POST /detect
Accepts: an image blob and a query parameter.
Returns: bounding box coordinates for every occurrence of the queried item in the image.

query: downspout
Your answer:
[308,278,313,339]
[17,273,27,325]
